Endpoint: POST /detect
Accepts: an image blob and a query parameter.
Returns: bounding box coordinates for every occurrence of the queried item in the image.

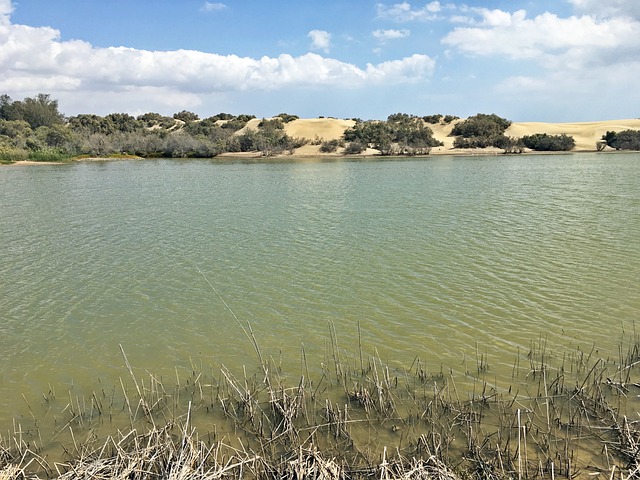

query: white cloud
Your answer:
[365,54,435,83]
[372,29,411,41]
[308,30,331,53]
[201,2,226,12]
[376,1,444,22]
[442,9,640,64]
[568,0,640,20]
[442,6,640,120]
[0,0,12,26]
[0,12,434,114]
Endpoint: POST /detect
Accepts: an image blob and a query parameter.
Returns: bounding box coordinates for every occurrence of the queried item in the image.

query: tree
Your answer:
[105,113,143,133]
[68,114,112,135]
[0,94,12,120]
[2,93,64,129]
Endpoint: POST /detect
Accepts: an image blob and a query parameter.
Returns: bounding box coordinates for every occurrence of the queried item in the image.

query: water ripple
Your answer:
[0,156,639,421]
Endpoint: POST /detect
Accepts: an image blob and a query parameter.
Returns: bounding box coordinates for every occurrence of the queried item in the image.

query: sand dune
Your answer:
[283,118,356,141]
[282,117,640,155]
[506,119,640,151]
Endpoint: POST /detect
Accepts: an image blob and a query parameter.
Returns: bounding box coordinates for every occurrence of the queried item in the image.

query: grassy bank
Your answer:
[2,332,640,479]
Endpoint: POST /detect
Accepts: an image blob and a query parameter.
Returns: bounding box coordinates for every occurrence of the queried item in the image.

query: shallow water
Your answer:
[1,153,639,426]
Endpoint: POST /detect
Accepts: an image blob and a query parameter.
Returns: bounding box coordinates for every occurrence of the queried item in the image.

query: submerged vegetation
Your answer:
[2,327,640,479]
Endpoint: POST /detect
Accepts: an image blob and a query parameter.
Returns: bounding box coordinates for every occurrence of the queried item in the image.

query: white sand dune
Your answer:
[283,118,356,141]
[505,119,640,151]
[283,117,640,155]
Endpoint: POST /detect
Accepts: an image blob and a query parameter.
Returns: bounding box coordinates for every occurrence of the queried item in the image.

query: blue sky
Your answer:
[2,0,639,121]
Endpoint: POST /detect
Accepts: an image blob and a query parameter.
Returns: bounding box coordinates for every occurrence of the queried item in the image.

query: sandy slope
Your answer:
[506,119,640,151]
[284,117,640,154]
[283,118,356,141]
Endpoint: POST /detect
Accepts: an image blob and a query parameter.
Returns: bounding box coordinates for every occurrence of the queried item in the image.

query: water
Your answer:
[1,154,639,426]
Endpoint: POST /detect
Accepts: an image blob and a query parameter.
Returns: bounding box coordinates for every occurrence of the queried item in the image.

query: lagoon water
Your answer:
[1,153,639,426]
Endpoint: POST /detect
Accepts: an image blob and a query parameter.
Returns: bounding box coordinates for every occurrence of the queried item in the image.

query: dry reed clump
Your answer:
[2,333,640,479]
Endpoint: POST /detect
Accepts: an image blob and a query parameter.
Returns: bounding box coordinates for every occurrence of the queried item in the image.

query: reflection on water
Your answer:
[0,154,639,424]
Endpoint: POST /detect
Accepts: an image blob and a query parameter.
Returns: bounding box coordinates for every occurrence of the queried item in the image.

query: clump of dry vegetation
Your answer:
[2,328,640,479]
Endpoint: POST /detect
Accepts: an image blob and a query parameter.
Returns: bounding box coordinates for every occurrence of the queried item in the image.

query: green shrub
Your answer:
[320,139,340,153]
[451,113,511,138]
[521,133,575,151]
[422,114,443,124]
[605,130,640,150]
[173,110,199,123]
[27,148,71,161]
[276,113,299,123]
[0,147,28,161]
[344,141,365,154]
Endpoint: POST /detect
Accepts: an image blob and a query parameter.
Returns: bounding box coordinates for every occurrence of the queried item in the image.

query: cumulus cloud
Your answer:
[373,29,411,41]
[442,5,640,119]
[0,0,12,25]
[568,0,640,20]
[201,2,227,13]
[442,8,640,65]
[0,10,434,112]
[308,30,332,53]
[376,1,443,22]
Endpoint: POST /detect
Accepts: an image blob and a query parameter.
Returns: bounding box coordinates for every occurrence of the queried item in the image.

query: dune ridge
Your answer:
[278,117,640,156]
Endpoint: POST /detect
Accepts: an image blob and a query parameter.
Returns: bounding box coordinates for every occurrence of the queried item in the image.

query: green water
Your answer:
[1,154,639,425]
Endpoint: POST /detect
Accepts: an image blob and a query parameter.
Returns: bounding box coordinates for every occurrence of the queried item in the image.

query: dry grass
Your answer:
[2,333,640,479]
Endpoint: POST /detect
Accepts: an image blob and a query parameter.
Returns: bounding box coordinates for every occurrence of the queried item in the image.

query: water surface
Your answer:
[1,153,639,423]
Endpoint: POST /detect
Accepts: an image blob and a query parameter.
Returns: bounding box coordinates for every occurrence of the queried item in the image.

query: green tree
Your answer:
[3,93,64,129]
[105,113,143,133]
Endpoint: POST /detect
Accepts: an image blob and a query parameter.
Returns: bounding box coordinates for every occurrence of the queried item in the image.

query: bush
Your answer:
[27,148,70,162]
[258,118,284,130]
[276,113,299,123]
[0,147,28,161]
[221,118,249,131]
[521,133,575,151]
[344,142,365,154]
[605,130,640,150]
[343,115,441,155]
[173,110,199,123]
[451,113,511,138]
[319,139,340,153]
[422,114,443,124]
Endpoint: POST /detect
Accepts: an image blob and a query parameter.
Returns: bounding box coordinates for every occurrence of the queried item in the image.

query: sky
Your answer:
[1,0,639,121]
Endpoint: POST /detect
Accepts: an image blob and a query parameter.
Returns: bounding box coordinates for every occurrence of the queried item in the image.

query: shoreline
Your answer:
[5,148,635,166]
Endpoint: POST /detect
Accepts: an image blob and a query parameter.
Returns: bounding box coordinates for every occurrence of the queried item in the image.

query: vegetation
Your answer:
[343,113,443,155]
[2,333,640,479]
[344,141,365,154]
[520,133,575,151]
[0,92,633,162]
[451,113,511,149]
[422,114,458,124]
[319,139,342,153]
[600,130,640,150]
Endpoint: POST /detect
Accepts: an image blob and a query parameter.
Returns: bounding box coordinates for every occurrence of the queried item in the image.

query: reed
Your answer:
[2,331,640,479]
